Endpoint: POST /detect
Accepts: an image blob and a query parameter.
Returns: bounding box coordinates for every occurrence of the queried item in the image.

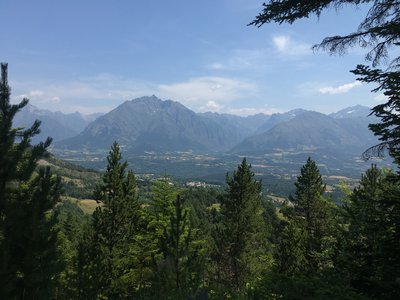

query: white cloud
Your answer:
[65,105,114,115]
[204,36,312,73]
[157,76,257,107]
[49,96,61,103]
[273,36,290,52]
[15,90,62,105]
[29,90,44,97]
[319,81,362,95]
[227,107,282,116]
[199,101,223,112]
[272,35,311,56]
[205,48,270,71]
[206,63,225,70]
[11,74,259,114]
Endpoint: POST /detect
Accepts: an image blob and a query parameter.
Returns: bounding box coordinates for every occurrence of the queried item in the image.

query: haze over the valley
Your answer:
[2,1,383,116]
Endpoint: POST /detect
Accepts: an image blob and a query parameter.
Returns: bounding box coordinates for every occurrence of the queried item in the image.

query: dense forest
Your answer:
[1,62,399,299]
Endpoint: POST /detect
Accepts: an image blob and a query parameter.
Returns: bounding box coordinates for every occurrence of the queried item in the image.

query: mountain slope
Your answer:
[14,104,97,142]
[58,96,245,152]
[232,111,377,154]
[329,105,371,119]
[199,112,270,139]
[255,109,306,134]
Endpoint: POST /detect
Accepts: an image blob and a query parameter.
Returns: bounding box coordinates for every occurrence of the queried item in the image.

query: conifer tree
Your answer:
[160,195,204,299]
[217,158,265,292]
[52,201,89,299]
[86,141,139,298]
[150,175,179,230]
[0,63,61,298]
[342,165,400,299]
[147,177,204,299]
[284,157,336,273]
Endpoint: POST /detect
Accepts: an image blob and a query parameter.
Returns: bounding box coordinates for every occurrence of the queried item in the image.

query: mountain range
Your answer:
[14,104,102,142]
[20,96,378,159]
[232,110,376,154]
[57,96,253,152]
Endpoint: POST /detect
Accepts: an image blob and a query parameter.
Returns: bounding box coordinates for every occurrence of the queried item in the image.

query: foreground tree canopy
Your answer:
[251,1,400,161]
[0,63,62,298]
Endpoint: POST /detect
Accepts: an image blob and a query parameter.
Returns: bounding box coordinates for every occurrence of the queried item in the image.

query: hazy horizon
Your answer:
[2,1,384,115]
[20,95,372,117]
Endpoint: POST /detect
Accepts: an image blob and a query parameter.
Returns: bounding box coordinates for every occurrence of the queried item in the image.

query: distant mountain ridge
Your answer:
[57,96,256,152]
[199,111,270,141]
[233,108,376,154]
[329,105,372,119]
[49,96,376,157]
[255,108,307,134]
[14,104,101,142]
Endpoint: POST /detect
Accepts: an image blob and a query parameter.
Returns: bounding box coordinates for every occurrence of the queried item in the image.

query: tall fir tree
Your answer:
[279,158,337,274]
[217,158,265,293]
[85,141,139,298]
[341,165,400,299]
[0,63,62,298]
[146,177,205,299]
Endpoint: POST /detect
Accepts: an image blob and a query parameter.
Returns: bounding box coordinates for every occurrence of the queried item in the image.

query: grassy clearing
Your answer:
[62,196,101,214]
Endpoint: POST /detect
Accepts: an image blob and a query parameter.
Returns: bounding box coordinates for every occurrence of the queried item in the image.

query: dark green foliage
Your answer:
[252,159,364,299]
[142,177,206,299]
[216,158,266,293]
[83,142,139,298]
[341,165,400,299]
[158,195,205,299]
[52,201,90,299]
[352,66,400,161]
[0,63,62,298]
[274,221,307,275]
[251,271,368,300]
[279,158,337,274]
[0,63,52,214]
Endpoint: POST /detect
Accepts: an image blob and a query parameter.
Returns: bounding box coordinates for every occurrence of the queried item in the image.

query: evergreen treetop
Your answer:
[0,63,61,298]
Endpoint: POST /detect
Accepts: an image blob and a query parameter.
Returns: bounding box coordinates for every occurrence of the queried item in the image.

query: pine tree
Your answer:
[160,195,204,299]
[274,221,307,275]
[147,177,204,299]
[0,63,61,298]
[217,158,265,292]
[342,165,400,299]
[86,141,139,298]
[284,157,336,273]
[52,201,89,299]
[150,175,179,232]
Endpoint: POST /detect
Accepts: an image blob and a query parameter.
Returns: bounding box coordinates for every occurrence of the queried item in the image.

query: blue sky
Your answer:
[1,0,387,115]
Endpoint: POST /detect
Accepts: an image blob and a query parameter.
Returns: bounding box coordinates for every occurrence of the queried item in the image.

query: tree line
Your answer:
[1,63,399,299]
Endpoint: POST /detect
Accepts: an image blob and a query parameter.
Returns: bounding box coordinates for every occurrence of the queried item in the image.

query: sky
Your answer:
[0,0,388,116]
